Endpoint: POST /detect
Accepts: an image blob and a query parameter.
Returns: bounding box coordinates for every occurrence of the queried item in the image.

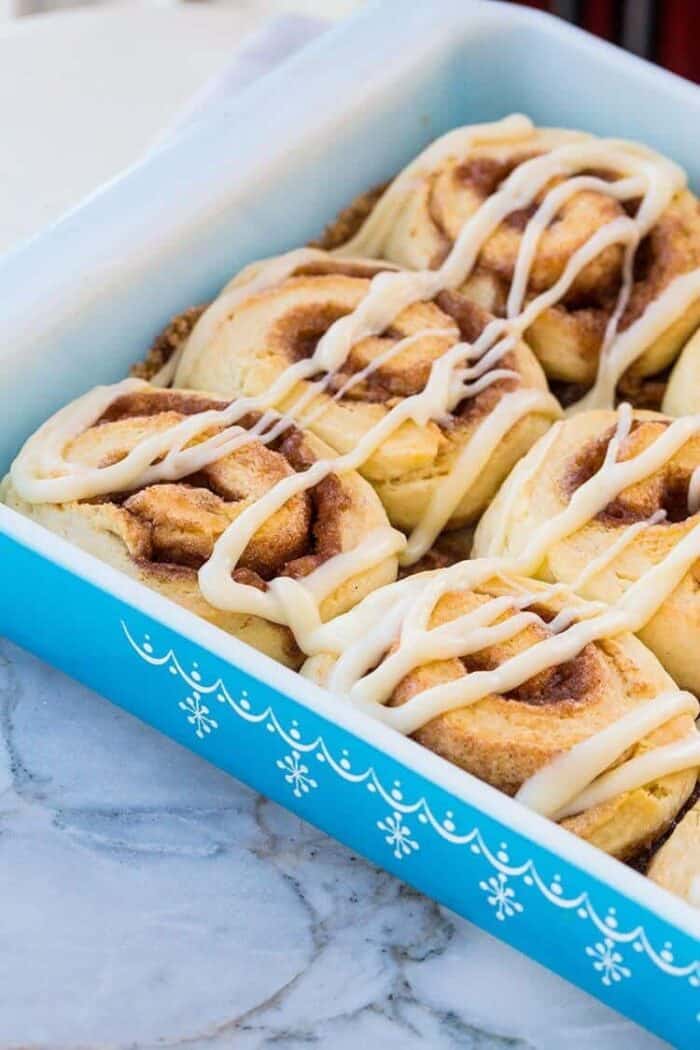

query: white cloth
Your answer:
[0,9,327,255]
[155,14,327,150]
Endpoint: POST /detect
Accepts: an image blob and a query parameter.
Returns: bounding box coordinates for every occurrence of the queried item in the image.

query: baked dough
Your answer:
[171,255,560,533]
[321,124,700,392]
[3,387,398,668]
[663,329,700,415]
[648,799,700,904]
[474,409,700,693]
[305,574,697,859]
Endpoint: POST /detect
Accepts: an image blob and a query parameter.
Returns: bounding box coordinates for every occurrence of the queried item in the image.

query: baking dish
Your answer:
[1,1,699,1043]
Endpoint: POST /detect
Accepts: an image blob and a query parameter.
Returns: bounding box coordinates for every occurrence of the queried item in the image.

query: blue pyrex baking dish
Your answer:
[1,1,699,1043]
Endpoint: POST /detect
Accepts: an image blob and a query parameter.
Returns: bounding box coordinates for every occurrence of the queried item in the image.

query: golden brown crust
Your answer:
[622,192,700,331]
[5,386,398,668]
[320,131,700,389]
[307,575,696,859]
[170,258,559,533]
[267,283,521,413]
[132,306,206,382]
[436,156,624,299]
[74,389,357,589]
[647,795,700,901]
[388,583,641,798]
[474,408,700,693]
[312,183,389,251]
[132,261,395,384]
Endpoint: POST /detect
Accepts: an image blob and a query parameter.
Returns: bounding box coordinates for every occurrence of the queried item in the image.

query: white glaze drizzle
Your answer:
[303,404,700,818]
[336,114,538,259]
[13,386,700,818]
[159,116,697,607]
[688,465,700,514]
[339,117,694,413]
[575,269,700,413]
[690,877,700,907]
[194,117,700,822]
[554,735,700,820]
[516,690,699,817]
[10,116,700,828]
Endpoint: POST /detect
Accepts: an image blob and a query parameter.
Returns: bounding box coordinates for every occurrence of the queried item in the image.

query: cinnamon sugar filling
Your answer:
[318,146,698,395]
[131,306,206,382]
[432,151,627,300]
[461,643,601,707]
[455,152,543,196]
[565,419,698,525]
[455,596,605,708]
[267,284,524,418]
[90,392,351,586]
[99,390,230,423]
[386,590,603,710]
[312,184,389,252]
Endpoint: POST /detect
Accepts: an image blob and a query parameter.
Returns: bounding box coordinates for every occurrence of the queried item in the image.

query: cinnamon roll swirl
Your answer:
[3,384,400,668]
[304,572,698,859]
[167,250,560,553]
[9,110,700,899]
[323,116,700,404]
[473,406,700,693]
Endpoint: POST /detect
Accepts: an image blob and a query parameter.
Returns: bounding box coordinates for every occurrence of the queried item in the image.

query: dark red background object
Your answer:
[581,0,618,41]
[656,0,697,82]
[508,0,699,84]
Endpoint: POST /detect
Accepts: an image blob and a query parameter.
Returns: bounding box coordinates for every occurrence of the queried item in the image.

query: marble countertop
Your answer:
[0,6,672,1047]
[0,638,668,1048]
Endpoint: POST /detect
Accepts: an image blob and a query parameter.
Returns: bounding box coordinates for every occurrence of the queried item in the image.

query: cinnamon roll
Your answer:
[323,115,700,405]
[3,383,401,668]
[473,406,700,693]
[167,249,561,558]
[8,110,700,899]
[647,798,700,905]
[304,571,698,859]
[662,329,700,415]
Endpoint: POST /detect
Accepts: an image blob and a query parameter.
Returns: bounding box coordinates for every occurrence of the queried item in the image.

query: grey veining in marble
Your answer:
[0,638,668,1048]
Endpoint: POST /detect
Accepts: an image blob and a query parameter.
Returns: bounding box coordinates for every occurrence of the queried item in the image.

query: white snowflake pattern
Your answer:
[377,811,419,859]
[123,624,700,1005]
[586,937,631,986]
[178,693,218,739]
[277,751,318,798]
[480,873,524,921]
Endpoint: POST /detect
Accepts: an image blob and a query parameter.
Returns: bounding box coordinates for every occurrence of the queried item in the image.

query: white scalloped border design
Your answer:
[122,620,700,997]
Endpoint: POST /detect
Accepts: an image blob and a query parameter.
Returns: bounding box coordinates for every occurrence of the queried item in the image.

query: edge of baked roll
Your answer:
[3,385,400,669]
